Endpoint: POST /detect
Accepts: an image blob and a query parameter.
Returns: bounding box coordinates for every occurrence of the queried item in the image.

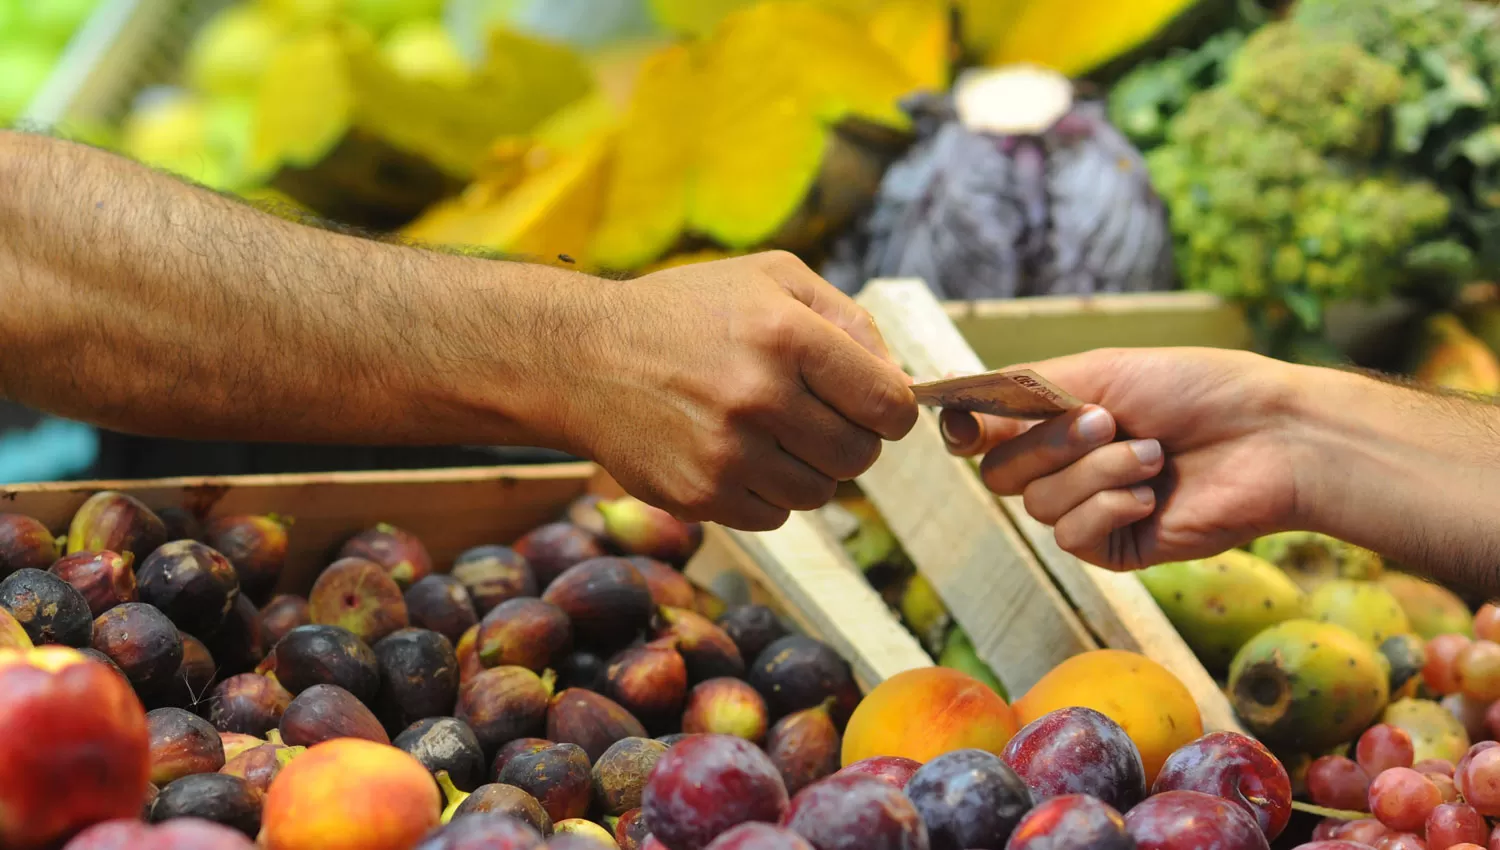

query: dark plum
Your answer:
[65,490,167,564]
[904,749,1030,850]
[406,574,480,644]
[498,742,593,823]
[92,601,183,691]
[1123,790,1269,850]
[493,737,554,777]
[1001,707,1147,812]
[258,594,311,647]
[542,558,653,651]
[278,683,390,747]
[747,636,858,728]
[204,515,288,604]
[209,673,293,737]
[148,773,263,838]
[605,637,689,731]
[1152,731,1291,840]
[1004,794,1134,850]
[478,598,573,672]
[339,523,433,589]
[0,513,60,578]
[447,781,554,836]
[373,627,460,733]
[307,556,409,644]
[0,567,93,646]
[654,607,744,683]
[147,707,226,785]
[137,540,241,638]
[556,650,608,692]
[835,756,921,790]
[547,687,648,763]
[205,592,265,676]
[704,823,814,850]
[629,557,696,610]
[717,606,789,667]
[780,773,928,850]
[456,666,554,753]
[49,550,136,617]
[515,523,606,589]
[765,702,840,796]
[592,737,670,816]
[395,716,487,792]
[452,545,537,616]
[682,678,769,744]
[256,623,379,702]
[413,812,547,850]
[642,733,789,850]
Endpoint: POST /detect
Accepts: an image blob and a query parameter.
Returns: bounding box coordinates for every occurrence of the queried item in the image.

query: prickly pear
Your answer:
[1383,697,1470,765]
[1378,634,1427,701]
[1378,572,1475,639]
[1248,532,1382,593]
[1137,550,1304,672]
[1306,579,1411,646]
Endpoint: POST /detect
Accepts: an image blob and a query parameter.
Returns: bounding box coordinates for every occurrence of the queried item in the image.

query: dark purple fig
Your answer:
[457,666,556,753]
[395,716,486,792]
[80,645,131,686]
[541,558,653,651]
[147,706,226,785]
[479,598,572,672]
[498,742,593,823]
[552,819,618,848]
[653,606,743,683]
[555,650,607,692]
[597,497,703,566]
[682,678,769,744]
[220,732,300,796]
[219,732,264,762]
[747,636,858,728]
[157,507,204,543]
[416,810,547,849]
[0,513,60,578]
[258,594,311,647]
[278,683,389,746]
[66,490,167,564]
[628,557,695,610]
[255,623,379,702]
[515,523,606,590]
[209,673,293,737]
[614,808,649,850]
[493,737,554,778]
[339,523,433,589]
[446,780,555,836]
[452,545,537,616]
[204,514,288,604]
[148,631,218,711]
[137,540,241,638]
[149,772,263,838]
[546,687,648,763]
[374,627,460,734]
[406,574,479,644]
[717,605,789,665]
[307,556,409,644]
[605,637,689,730]
[0,567,93,646]
[592,737,669,816]
[142,782,160,820]
[204,591,264,677]
[457,623,484,684]
[92,601,184,691]
[766,701,840,795]
[49,549,137,617]
[566,495,609,541]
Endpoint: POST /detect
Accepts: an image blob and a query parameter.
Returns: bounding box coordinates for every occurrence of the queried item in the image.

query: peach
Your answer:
[0,646,151,850]
[840,667,1018,766]
[1013,650,1203,784]
[260,737,441,850]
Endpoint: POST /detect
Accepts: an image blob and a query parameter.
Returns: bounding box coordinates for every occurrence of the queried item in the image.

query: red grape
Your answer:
[1457,745,1500,816]
[1457,641,1500,702]
[1485,699,1500,742]
[1457,742,1500,791]
[1430,773,1461,803]
[1373,834,1429,850]
[1297,843,1387,850]
[1308,756,1372,811]
[1311,819,1342,841]
[1416,759,1457,778]
[1427,634,1474,695]
[1369,767,1442,832]
[1475,603,1500,642]
[1446,844,1485,850]
[1335,818,1393,844]
[1491,821,1500,850]
[1427,802,1487,849]
[1358,725,1416,776]
[1443,693,1492,743]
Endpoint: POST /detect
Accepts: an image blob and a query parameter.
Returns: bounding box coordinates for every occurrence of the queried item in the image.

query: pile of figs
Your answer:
[0,489,871,850]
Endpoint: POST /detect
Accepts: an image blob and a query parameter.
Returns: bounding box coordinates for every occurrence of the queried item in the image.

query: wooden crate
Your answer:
[0,463,930,693]
[854,279,1246,734]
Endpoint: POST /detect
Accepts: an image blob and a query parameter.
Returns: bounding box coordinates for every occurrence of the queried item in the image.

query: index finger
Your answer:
[790,309,918,442]
[761,251,904,372]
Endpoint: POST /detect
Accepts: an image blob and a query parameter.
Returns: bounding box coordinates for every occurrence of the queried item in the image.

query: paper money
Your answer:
[910,369,1083,420]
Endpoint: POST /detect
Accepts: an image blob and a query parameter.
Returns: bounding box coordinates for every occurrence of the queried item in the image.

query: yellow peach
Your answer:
[260,737,440,850]
[841,667,1019,766]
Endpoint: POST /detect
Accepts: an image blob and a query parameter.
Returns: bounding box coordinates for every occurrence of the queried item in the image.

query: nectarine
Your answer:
[840,667,1018,766]
[260,737,441,850]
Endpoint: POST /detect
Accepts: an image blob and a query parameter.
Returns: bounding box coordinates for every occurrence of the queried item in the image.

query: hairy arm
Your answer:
[0,130,593,449]
[1287,364,1500,586]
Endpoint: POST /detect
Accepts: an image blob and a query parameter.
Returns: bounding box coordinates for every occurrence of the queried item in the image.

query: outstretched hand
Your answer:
[940,347,1306,570]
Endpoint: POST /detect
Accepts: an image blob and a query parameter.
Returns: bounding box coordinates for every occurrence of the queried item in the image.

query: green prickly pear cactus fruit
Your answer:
[1378,633,1427,701]
[1138,549,1305,673]
[1383,697,1470,764]
[1378,572,1476,639]
[1306,579,1412,646]
[1228,619,1389,753]
[1249,531,1384,593]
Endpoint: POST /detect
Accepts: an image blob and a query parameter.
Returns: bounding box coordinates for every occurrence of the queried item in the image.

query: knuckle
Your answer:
[759,250,805,272]
[792,475,838,511]
[1052,523,1091,558]
[979,455,1022,496]
[862,380,914,433]
[831,429,881,479]
[743,306,800,355]
[717,375,779,424]
[1020,482,1058,526]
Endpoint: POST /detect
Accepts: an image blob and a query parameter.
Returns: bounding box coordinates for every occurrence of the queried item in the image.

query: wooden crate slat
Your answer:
[854,281,1099,696]
[858,279,1244,731]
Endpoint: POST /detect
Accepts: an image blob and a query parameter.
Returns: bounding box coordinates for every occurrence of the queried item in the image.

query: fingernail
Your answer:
[1129,439,1162,465]
[1131,485,1155,504]
[940,410,980,450]
[1074,408,1113,445]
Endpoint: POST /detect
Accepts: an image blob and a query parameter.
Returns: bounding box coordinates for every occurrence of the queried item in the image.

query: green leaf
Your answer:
[1282,288,1324,332]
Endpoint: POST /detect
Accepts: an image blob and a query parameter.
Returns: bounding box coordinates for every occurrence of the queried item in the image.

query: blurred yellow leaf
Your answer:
[640,249,746,273]
[248,29,353,180]
[647,0,759,37]
[986,0,1201,77]
[866,0,951,91]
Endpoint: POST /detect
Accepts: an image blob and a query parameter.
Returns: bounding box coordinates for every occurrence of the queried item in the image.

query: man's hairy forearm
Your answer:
[1288,363,1500,589]
[0,131,596,449]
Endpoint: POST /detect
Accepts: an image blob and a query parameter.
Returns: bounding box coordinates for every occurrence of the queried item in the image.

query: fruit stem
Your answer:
[436,770,470,824]
[1288,800,1369,821]
[540,668,558,697]
[266,729,284,746]
[814,696,839,715]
